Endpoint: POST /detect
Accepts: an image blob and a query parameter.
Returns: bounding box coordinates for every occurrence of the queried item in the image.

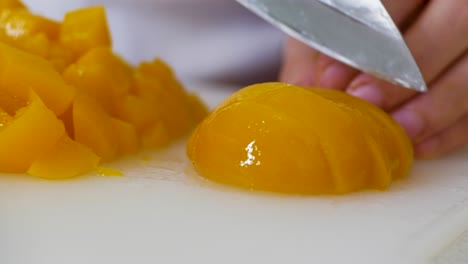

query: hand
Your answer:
[279,0,468,159]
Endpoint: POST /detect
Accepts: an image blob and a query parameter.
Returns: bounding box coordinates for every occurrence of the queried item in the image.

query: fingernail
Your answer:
[282,71,313,86]
[318,64,347,88]
[348,84,385,106]
[392,109,424,141]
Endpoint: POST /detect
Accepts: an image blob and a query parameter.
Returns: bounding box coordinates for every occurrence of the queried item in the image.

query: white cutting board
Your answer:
[6,2,468,263]
[0,83,467,264]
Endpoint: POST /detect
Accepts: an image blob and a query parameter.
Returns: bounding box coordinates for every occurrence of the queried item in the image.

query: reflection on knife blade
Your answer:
[237,0,427,92]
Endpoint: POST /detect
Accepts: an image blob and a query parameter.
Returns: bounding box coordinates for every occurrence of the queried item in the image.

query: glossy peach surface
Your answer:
[187,83,413,194]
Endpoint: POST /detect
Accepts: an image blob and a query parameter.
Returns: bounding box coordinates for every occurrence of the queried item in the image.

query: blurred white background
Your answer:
[22,0,284,86]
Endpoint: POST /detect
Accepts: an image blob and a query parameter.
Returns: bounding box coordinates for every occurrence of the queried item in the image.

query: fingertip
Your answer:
[347,84,385,107]
[316,63,358,90]
[281,77,313,87]
[279,64,314,86]
[279,56,317,87]
[392,109,425,142]
[280,39,317,86]
[414,138,440,159]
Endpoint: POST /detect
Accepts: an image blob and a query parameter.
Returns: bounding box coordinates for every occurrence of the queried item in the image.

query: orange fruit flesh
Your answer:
[27,136,100,179]
[187,83,413,195]
[0,92,65,172]
[0,1,208,179]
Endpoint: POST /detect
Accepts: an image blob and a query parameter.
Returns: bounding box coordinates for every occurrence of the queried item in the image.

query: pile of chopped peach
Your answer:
[0,0,207,179]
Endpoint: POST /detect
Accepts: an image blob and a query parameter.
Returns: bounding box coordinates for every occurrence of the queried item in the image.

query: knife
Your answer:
[236,0,427,92]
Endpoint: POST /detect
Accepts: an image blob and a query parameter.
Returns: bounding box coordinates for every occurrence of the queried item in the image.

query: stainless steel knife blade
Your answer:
[237,0,427,92]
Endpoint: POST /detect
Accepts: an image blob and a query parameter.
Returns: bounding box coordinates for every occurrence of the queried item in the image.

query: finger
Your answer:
[391,51,468,143]
[312,0,425,91]
[347,0,468,110]
[279,37,319,86]
[415,114,468,159]
[312,54,359,90]
[381,0,427,28]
